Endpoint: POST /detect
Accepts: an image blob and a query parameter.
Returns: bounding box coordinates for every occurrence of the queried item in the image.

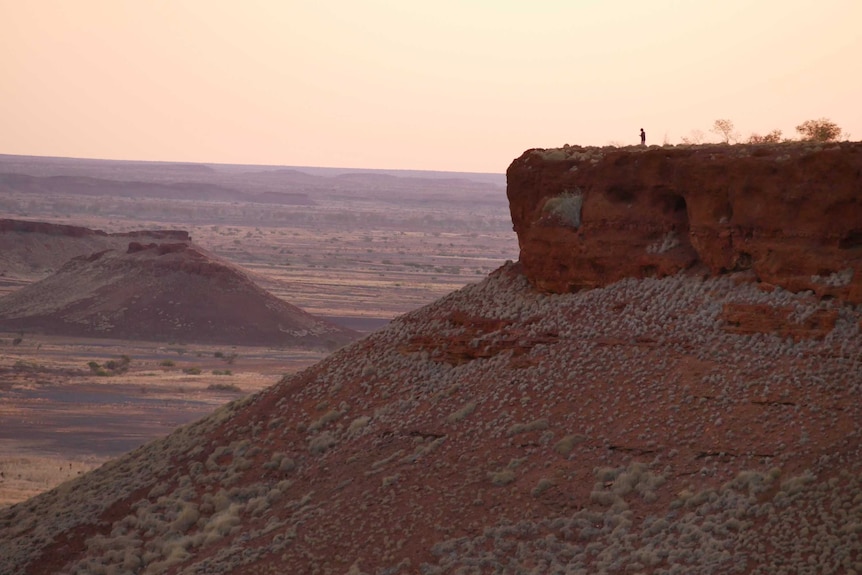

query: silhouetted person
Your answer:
[640,128,646,145]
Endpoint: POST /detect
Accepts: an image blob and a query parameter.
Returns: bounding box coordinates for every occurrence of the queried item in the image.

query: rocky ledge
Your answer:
[507,141,862,303]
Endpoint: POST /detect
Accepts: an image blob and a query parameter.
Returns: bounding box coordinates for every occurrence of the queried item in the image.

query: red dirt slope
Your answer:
[0,263,859,574]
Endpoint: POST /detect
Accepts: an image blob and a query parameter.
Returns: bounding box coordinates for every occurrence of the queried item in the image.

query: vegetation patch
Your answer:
[542,190,583,228]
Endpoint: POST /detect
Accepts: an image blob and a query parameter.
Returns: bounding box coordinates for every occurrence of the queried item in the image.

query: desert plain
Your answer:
[0,153,518,506]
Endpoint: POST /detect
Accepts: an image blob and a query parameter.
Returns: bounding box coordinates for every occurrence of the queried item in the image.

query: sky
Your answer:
[2,1,861,173]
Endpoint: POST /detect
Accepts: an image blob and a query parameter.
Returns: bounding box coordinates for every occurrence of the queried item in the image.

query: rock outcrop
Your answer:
[507,141,862,303]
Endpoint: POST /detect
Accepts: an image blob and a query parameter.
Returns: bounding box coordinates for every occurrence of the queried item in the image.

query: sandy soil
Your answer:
[0,333,328,505]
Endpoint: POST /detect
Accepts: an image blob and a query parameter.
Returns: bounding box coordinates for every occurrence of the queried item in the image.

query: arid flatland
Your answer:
[0,154,517,505]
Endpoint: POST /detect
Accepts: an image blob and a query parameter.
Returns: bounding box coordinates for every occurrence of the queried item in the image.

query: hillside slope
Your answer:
[1,263,860,574]
[0,241,356,348]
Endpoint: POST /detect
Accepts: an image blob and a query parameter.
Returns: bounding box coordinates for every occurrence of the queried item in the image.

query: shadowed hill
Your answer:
[0,241,356,348]
[0,263,859,573]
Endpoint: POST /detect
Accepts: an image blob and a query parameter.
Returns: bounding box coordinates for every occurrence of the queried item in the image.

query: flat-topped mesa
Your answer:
[0,218,191,242]
[507,141,862,303]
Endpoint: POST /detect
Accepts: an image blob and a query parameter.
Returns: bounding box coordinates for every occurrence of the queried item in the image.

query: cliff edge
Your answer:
[507,141,862,303]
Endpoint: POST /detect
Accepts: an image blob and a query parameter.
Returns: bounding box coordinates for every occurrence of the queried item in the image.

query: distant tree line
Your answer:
[679,118,847,145]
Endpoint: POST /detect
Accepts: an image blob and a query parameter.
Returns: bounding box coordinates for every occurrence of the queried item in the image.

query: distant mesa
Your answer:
[0,217,190,241]
[0,218,190,282]
[126,241,189,255]
[0,239,357,348]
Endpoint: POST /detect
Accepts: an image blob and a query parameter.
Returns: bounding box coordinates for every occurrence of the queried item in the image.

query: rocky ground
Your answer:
[1,263,859,574]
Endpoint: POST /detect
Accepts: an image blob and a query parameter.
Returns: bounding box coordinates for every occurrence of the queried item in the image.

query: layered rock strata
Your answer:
[507,142,862,303]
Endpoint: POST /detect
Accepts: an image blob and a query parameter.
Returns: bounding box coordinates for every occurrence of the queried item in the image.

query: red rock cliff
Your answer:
[507,141,862,303]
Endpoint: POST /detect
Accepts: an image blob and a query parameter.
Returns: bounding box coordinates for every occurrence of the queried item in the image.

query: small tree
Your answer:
[795,118,843,142]
[711,119,740,144]
[680,129,705,145]
[747,129,782,144]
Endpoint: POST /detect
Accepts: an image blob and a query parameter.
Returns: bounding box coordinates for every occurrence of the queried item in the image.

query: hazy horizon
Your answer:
[0,152,509,186]
[3,1,860,173]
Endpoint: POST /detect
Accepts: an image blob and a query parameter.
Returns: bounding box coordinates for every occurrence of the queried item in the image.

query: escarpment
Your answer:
[0,218,190,242]
[507,141,862,303]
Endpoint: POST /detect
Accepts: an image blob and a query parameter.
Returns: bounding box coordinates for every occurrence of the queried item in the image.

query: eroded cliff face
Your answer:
[507,141,862,303]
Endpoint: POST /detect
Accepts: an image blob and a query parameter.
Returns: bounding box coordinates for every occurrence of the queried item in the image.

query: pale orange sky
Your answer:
[2,1,860,173]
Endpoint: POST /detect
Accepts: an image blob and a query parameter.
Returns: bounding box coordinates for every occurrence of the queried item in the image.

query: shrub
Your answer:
[103,355,130,374]
[554,434,586,455]
[182,367,202,375]
[347,416,371,436]
[542,191,583,228]
[531,478,554,497]
[171,503,200,533]
[507,418,549,436]
[87,361,108,376]
[87,355,130,376]
[446,401,477,423]
[795,118,843,142]
[214,351,238,364]
[710,119,740,144]
[488,469,516,486]
[207,383,241,392]
[747,129,782,144]
[202,503,241,545]
[309,409,342,432]
[278,457,297,473]
[680,129,705,145]
[308,431,337,455]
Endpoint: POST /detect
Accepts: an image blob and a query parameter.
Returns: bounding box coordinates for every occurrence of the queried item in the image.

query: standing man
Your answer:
[640,128,646,146]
